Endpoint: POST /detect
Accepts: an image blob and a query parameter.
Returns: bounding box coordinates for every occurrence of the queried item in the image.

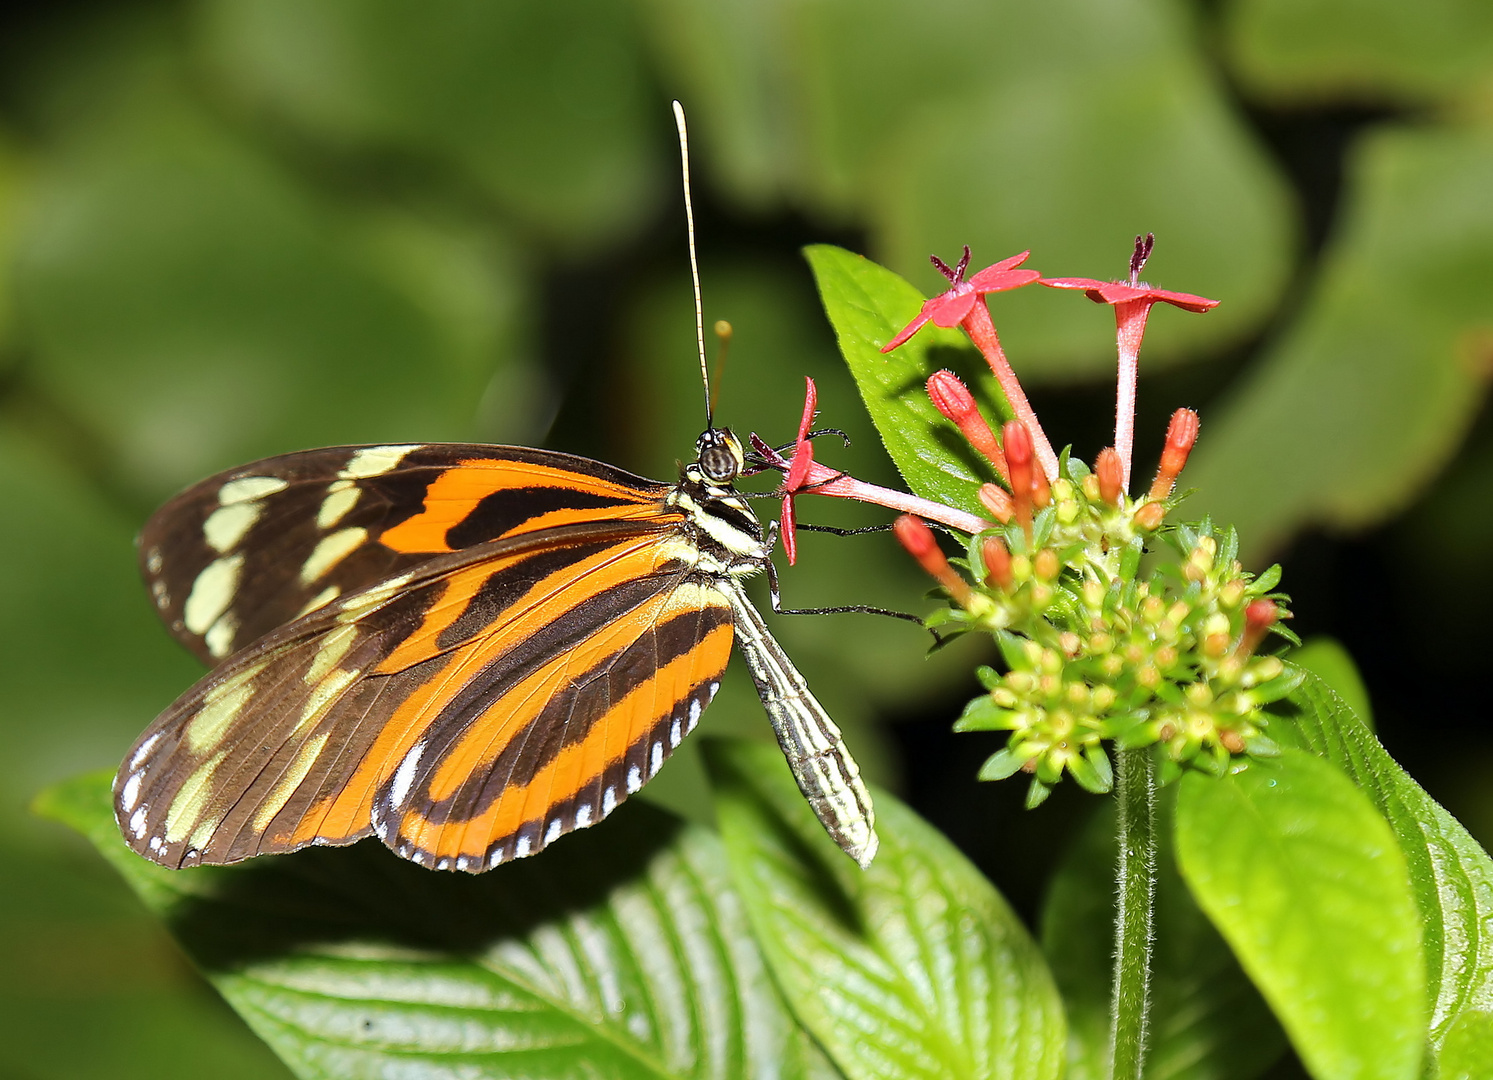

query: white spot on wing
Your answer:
[203,501,261,553]
[545,818,562,844]
[317,484,361,529]
[389,742,425,809]
[436,858,450,871]
[575,803,592,829]
[301,527,367,584]
[515,835,532,859]
[219,475,288,505]
[627,765,642,793]
[145,548,163,575]
[297,584,342,619]
[488,849,504,869]
[650,740,663,776]
[603,786,617,816]
[204,612,239,659]
[129,733,162,770]
[183,553,244,636]
[128,806,147,838]
[120,773,143,812]
[670,718,682,747]
[688,697,702,732]
[340,445,422,480]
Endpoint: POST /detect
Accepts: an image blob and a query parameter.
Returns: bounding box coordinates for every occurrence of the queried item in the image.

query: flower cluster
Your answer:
[759,235,1296,806]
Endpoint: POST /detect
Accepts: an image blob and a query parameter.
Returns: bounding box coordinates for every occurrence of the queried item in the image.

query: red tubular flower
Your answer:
[1095,447,1123,506]
[926,370,1008,480]
[759,378,991,563]
[1150,408,1200,499]
[881,248,1058,482]
[1003,420,1035,538]
[1042,235,1217,493]
[894,515,972,605]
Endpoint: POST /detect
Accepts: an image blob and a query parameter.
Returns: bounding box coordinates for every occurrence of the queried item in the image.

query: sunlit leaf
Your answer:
[1287,638,1373,732]
[38,770,842,1080]
[805,243,998,519]
[708,739,1066,1080]
[1175,750,1424,1080]
[1279,668,1493,1053]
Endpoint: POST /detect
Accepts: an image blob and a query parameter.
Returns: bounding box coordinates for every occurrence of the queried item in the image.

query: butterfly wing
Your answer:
[115,520,734,872]
[140,443,672,664]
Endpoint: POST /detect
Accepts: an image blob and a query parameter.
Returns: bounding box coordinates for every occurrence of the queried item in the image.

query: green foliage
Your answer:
[1175,750,1424,1080]
[707,740,1066,1080]
[37,767,841,1080]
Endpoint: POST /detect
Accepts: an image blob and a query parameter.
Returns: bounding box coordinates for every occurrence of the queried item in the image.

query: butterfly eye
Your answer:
[696,428,743,484]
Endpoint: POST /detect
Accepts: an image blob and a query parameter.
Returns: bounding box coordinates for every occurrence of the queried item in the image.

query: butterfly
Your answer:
[111,100,878,875]
[113,433,877,874]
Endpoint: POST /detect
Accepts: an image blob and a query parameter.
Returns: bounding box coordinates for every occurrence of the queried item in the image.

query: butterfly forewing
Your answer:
[140,444,672,665]
[116,521,735,870]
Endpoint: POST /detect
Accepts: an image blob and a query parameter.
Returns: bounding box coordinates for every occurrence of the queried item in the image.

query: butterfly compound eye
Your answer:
[696,428,743,483]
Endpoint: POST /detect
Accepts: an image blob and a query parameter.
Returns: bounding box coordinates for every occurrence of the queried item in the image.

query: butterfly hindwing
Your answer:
[140,444,673,665]
[115,520,734,872]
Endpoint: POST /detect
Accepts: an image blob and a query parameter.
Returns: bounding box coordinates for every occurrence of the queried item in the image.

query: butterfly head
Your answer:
[694,427,745,485]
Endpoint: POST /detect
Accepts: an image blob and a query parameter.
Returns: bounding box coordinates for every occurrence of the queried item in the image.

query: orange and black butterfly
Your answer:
[112,105,877,876]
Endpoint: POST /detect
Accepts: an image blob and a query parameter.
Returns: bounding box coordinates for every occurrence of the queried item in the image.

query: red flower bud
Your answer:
[894,515,971,604]
[1095,447,1123,506]
[978,482,1013,523]
[1150,408,1199,499]
[982,536,1013,590]
[1003,420,1035,538]
[926,370,1008,479]
[1238,599,1279,657]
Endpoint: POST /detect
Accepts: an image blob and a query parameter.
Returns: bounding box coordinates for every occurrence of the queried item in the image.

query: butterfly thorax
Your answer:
[664,427,769,581]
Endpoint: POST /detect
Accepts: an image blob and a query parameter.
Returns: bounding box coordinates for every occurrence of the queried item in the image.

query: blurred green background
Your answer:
[1,1,1491,1076]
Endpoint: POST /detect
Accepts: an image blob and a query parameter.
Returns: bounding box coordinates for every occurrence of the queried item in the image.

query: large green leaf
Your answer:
[39,770,841,1080]
[1227,0,1493,105]
[1185,125,1493,562]
[707,739,1065,1080]
[1278,668,1493,1059]
[804,243,998,519]
[199,0,658,250]
[13,48,521,500]
[1041,800,1286,1080]
[1175,750,1424,1080]
[1438,1011,1493,1080]
[640,0,1293,376]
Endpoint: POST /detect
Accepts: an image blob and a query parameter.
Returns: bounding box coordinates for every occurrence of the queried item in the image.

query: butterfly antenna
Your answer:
[673,100,712,430]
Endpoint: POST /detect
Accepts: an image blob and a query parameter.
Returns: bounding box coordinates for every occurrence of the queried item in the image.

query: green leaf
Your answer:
[1226,0,1493,105]
[14,55,523,500]
[1041,800,1287,1080]
[38,770,841,1080]
[1288,637,1374,732]
[1175,750,1424,1080]
[1185,125,1493,562]
[1278,668,1493,1054]
[706,738,1066,1080]
[803,243,996,520]
[199,0,658,250]
[1438,1010,1493,1080]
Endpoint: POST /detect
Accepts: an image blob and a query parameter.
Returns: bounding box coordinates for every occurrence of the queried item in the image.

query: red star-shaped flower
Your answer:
[1041,234,1217,491]
[883,248,1040,351]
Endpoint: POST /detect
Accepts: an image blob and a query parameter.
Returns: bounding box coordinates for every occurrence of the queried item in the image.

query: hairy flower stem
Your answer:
[1110,748,1157,1080]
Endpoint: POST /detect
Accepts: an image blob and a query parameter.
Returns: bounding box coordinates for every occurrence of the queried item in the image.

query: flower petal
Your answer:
[925,288,980,328]
[881,310,933,352]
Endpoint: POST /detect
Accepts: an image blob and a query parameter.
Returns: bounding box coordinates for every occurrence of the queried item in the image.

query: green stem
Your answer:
[1110,747,1157,1080]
